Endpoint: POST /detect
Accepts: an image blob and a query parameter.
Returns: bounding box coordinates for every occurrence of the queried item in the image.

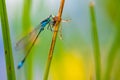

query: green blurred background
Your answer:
[0,0,120,80]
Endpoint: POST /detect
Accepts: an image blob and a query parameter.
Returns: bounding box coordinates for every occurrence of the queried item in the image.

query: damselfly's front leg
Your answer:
[47,23,53,31]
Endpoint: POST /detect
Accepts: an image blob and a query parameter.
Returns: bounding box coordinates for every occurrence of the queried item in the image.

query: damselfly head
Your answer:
[49,14,55,18]
[48,14,54,19]
[53,16,61,22]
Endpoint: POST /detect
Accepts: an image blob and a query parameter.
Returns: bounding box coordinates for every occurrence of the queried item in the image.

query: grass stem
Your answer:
[43,0,65,80]
[0,0,16,80]
[22,0,32,80]
[89,1,101,80]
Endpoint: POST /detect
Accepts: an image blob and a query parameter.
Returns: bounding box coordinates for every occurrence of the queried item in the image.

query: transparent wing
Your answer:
[15,24,41,50]
[61,19,71,23]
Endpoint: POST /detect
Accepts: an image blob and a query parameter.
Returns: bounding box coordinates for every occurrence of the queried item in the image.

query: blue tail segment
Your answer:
[17,58,25,69]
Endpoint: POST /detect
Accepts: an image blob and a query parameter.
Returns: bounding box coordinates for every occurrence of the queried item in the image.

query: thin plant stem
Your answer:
[22,0,32,80]
[0,0,16,80]
[89,1,101,80]
[43,0,65,80]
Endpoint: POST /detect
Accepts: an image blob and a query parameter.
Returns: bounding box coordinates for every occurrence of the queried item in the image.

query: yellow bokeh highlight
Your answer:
[50,50,86,80]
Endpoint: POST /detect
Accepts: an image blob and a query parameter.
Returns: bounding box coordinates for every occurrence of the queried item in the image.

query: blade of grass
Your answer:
[22,0,32,80]
[89,1,101,80]
[104,2,120,79]
[0,0,16,80]
[22,0,32,30]
[104,27,120,80]
[43,0,65,80]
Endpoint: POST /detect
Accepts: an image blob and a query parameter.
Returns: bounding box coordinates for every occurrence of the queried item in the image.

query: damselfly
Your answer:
[16,15,57,69]
[16,15,70,69]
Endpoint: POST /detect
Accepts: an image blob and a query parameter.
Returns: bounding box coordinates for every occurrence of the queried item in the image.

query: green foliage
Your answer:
[106,0,120,26]
[103,0,120,79]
